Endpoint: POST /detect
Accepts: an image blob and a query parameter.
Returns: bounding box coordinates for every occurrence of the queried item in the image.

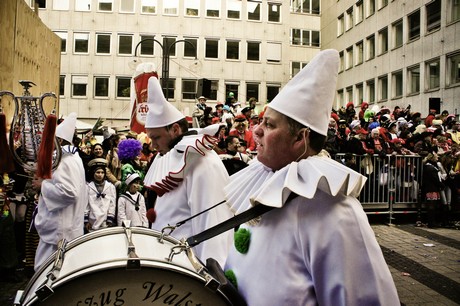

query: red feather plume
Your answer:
[36,114,57,179]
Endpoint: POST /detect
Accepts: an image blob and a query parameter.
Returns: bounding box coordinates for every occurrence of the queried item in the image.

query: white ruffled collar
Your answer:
[224,156,367,215]
[143,134,217,196]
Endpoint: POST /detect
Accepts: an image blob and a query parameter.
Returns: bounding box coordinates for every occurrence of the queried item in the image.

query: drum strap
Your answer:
[186,193,299,247]
[186,204,274,247]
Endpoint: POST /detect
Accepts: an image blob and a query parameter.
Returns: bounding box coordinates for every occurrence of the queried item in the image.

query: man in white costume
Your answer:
[143,77,233,267]
[32,113,88,271]
[224,50,400,305]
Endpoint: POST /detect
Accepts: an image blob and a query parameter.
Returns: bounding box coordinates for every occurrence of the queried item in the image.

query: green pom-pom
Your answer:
[224,269,238,289]
[234,228,251,254]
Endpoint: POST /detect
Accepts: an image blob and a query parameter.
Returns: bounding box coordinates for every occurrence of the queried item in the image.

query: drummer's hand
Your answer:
[32,176,43,192]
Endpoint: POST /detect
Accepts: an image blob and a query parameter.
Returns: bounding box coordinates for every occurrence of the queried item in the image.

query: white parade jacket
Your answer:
[144,134,233,267]
[34,146,88,267]
[224,156,400,306]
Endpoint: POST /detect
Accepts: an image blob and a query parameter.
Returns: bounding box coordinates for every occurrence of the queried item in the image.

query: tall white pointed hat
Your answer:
[145,76,185,128]
[56,112,77,143]
[268,49,339,136]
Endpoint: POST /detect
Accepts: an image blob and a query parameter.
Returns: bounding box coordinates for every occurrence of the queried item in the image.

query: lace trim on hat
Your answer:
[144,134,217,196]
[224,156,367,222]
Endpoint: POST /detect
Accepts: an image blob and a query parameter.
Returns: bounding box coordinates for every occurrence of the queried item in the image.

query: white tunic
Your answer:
[144,134,233,267]
[224,157,400,306]
[34,145,88,270]
[117,191,148,227]
[85,180,117,230]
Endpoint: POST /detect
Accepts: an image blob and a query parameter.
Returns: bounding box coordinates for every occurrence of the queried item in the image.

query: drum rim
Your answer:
[20,227,193,305]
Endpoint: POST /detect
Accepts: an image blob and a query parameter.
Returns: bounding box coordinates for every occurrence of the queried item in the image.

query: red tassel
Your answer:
[37,114,57,179]
[0,113,15,173]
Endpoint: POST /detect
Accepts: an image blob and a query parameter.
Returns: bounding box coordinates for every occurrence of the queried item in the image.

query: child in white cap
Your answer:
[117,173,148,228]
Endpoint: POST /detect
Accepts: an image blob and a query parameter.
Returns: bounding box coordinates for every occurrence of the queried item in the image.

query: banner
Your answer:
[130,70,158,133]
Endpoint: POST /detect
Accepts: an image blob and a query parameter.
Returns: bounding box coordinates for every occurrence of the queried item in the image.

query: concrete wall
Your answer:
[0,0,61,123]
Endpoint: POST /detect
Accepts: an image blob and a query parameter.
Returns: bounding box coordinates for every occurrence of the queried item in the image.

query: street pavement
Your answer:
[1,218,459,305]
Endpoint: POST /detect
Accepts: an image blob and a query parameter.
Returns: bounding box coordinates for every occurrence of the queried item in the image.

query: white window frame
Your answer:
[185,0,200,17]
[74,33,89,54]
[141,0,157,14]
[206,0,220,18]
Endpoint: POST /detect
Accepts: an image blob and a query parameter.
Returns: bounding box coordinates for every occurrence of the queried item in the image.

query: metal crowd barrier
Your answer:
[333,154,423,223]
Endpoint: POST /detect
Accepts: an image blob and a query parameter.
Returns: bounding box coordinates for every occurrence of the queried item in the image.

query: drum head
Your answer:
[33,266,232,306]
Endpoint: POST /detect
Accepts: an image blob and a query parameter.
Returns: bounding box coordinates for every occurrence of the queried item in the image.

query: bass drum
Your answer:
[19,227,235,306]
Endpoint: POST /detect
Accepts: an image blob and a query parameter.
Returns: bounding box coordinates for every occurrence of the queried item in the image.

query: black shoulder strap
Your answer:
[186,204,274,247]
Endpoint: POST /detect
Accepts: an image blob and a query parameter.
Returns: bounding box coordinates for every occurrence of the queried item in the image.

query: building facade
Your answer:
[322,0,460,116]
[29,0,322,126]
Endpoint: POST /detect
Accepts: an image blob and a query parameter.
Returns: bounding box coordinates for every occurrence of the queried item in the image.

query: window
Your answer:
[407,65,420,94]
[94,77,109,97]
[291,62,308,78]
[378,0,388,10]
[163,37,177,57]
[356,41,363,65]
[426,59,440,89]
[246,83,259,102]
[291,29,320,47]
[227,0,241,19]
[267,84,280,103]
[367,35,375,60]
[346,47,353,69]
[268,3,281,22]
[184,38,197,58]
[120,0,134,13]
[346,7,353,31]
[393,19,403,49]
[378,75,388,100]
[118,34,133,55]
[141,0,156,13]
[182,79,197,100]
[356,83,364,104]
[98,0,113,12]
[291,0,320,14]
[59,75,65,96]
[185,0,200,17]
[72,75,88,97]
[247,41,260,61]
[248,0,261,21]
[338,15,344,36]
[312,31,320,47]
[267,42,281,63]
[206,0,220,18]
[209,80,219,100]
[96,34,111,54]
[116,77,131,98]
[356,1,364,24]
[225,83,239,101]
[205,39,219,59]
[164,79,175,100]
[367,80,375,103]
[379,27,388,54]
[450,0,460,23]
[367,0,375,17]
[226,41,239,60]
[339,51,344,72]
[139,35,155,56]
[75,0,91,11]
[426,0,441,33]
[53,0,69,10]
[337,90,344,105]
[447,52,460,86]
[392,71,403,98]
[54,32,67,53]
[163,0,178,15]
[346,86,353,103]
[408,10,420,41]
[74,33,89,53]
